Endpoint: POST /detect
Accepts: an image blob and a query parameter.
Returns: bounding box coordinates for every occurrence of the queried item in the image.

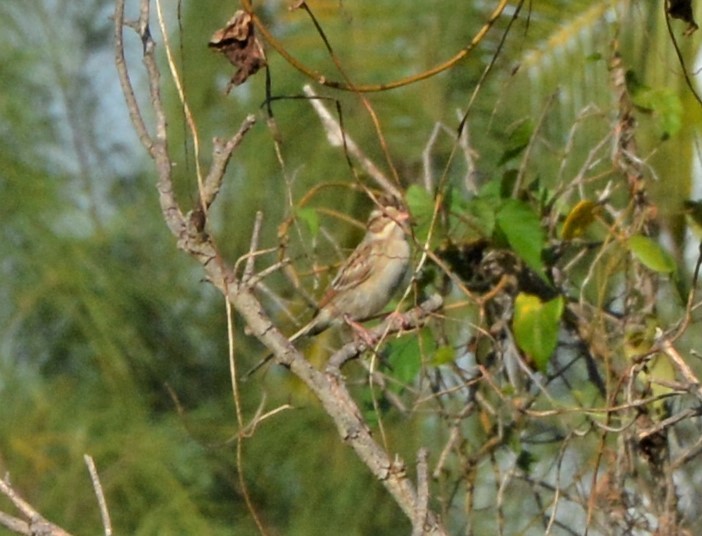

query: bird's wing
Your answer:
[319,242,375,307]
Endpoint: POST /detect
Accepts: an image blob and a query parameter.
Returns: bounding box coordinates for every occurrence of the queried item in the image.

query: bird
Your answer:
[247,198,411,376]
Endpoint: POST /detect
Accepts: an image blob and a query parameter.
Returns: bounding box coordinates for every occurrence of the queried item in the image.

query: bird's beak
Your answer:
[396,211,412,233]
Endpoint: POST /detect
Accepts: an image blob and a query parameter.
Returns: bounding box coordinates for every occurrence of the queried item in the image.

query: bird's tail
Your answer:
[242,320,318,379]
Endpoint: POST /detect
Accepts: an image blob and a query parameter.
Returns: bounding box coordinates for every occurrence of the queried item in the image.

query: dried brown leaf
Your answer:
[209,10,266,92]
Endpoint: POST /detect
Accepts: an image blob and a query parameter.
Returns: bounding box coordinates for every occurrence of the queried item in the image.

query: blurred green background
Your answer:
[1,0,700,534]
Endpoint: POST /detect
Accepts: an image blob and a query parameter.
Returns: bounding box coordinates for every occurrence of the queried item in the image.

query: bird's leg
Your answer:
[343,314,379,347]
[343,309,411,348]
[384,310,410,330]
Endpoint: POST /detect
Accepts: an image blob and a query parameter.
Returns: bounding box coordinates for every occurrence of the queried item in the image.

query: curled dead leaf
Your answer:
[209,10,266,92]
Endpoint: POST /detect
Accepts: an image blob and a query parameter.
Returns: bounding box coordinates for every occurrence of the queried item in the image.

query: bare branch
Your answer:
[113,0,155,154]
[0,511,30,536]
[0,477,73,536]
[200,115,257,212]
[243,211,264,282]
[412,448,430,536]
[656,331,702,402]
[114,0,185,238]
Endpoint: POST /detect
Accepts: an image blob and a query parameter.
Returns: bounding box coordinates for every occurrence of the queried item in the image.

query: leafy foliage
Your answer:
[513,293,564,371]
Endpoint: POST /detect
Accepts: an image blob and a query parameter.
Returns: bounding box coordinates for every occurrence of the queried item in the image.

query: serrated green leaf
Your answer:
[496,199,546,279]
[513,293,564,371]
[450,196,497,241]
[295,207,320,237]
[628,235,676,273]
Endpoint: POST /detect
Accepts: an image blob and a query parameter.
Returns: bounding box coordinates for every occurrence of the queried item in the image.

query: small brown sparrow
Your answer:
[247,199,411,377]
[287,200,411,343]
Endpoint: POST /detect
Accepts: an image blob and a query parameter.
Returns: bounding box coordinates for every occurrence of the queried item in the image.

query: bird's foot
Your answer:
[343,315,379,347]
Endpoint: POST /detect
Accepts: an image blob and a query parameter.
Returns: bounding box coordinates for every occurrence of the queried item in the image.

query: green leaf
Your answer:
[496,199,546,278]
[386,335,425,387]
[513,293,564,371]
[406,184,434,218]
[406,184,436,243]
[449,196,496,241]
[626,70,682,137]
[628,235,676,273]
[478,176,503,200]
[652,90,682,137]
[646,354,676,411]
[498,119,534,165]
[296,207,320,237]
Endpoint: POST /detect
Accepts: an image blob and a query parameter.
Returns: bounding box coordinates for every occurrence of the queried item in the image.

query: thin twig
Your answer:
[671,434,702,470]
[454,110,478,194]
[295,2,404,188]
[83,455,112,536]
[243,257,292,289]
[154,0,204,198]
[243,211,264,283]
[201,115,257,212]
[513,90,559,196]
[243,0,511,93]
[225,292,268,535]
[303,85,402,198]
[637,408,701,443]
[664,6,702,108]
[656,331,702,401]
[422,122,443,192]
[113,0,154,154]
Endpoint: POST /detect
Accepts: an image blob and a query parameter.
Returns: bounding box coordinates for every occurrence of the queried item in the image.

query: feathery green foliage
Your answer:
[3,0,702,534]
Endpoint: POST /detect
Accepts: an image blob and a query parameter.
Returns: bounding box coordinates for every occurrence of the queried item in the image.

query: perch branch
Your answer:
[0,477,73,536]
[326,294,443,372]
[412,448,430,536]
